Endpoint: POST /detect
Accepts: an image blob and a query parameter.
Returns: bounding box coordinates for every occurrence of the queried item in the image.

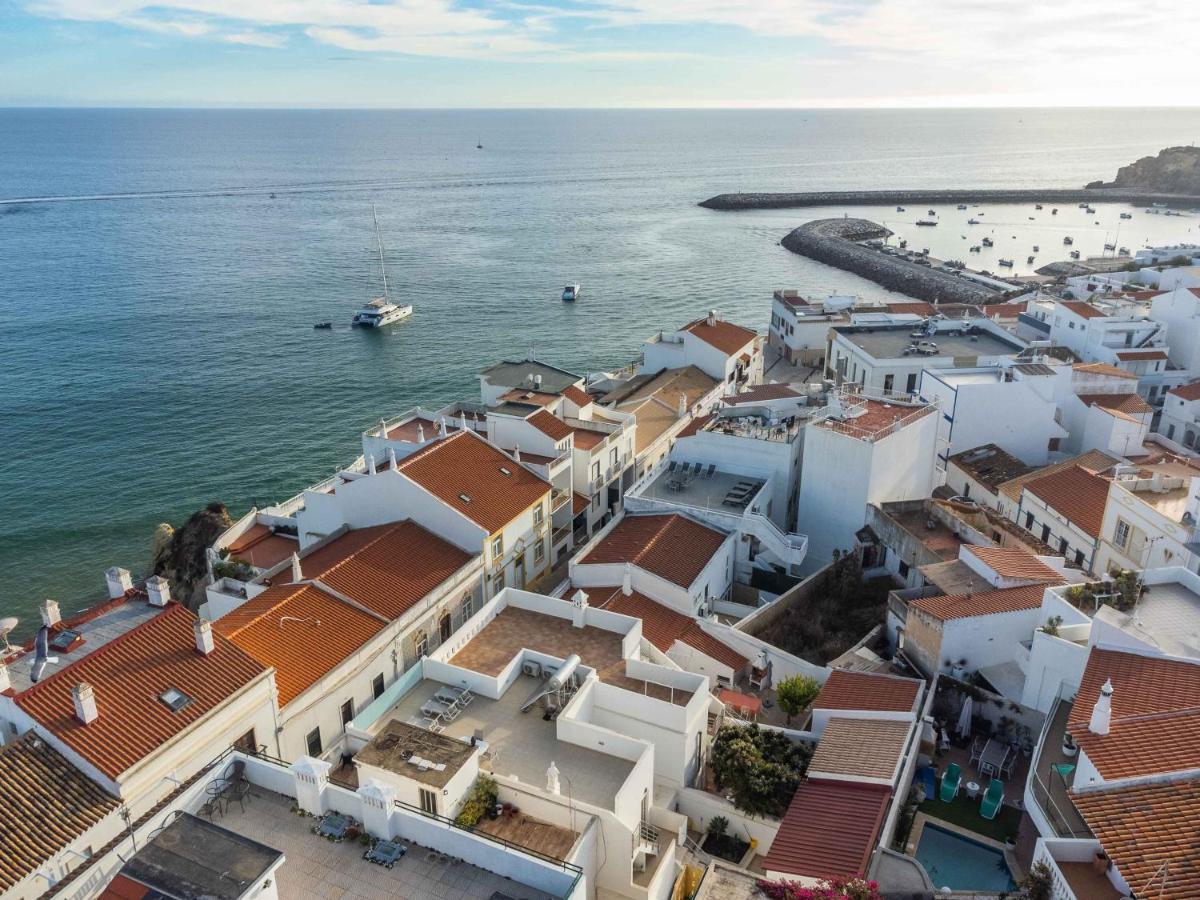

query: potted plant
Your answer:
[1062,732,1078,758]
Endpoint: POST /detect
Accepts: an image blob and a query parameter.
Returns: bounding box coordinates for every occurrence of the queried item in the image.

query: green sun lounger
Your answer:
[980,777,1004,819]
[940,762,961,802]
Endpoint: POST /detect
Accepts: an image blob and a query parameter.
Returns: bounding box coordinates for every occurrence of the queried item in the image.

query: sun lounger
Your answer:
[980,778,1004,820]
[940,762,962,802]
[705,464,716,478]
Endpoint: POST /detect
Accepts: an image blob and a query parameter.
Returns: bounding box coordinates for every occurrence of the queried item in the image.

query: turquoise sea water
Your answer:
[2,107,1200,631]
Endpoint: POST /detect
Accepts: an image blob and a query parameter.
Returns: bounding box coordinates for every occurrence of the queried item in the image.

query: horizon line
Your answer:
[3,104,1200,112]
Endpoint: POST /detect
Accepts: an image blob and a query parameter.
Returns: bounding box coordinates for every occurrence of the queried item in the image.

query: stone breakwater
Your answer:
[781,218,1002,304]
[700,188,1200,210]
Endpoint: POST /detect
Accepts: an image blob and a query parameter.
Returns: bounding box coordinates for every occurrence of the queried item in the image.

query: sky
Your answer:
[2,0,1199,108]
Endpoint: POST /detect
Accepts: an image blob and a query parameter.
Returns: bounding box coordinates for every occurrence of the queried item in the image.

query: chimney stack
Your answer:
[387,447,398,471]
[367,453,377,475]
[73,683,99,724]
[678,392,687,418]
[438,417,447,438]
[513,444,522,463]
[291,553,303,583]
[1088,678,1113,736]
[571,590,589,628]
[460,411,469,432]
[706,310,716,327]
[146,575,171,607]
[622,563,633,597]
[379,418,388,438]
[105,567,133,599]
[194,619,215,656]
[416,422,425,442]
[0,662,10,694]
[40,599,61,629]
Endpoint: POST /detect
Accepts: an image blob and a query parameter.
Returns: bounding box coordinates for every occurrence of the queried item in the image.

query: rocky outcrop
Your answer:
[151,502,233,610]
[781,218,1002,304]
[1087,146,1200,195]
[700,187,1200,211]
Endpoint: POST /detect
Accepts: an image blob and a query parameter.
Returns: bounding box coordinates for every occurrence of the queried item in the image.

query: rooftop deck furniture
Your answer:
[940,763,962,802]
[363,839,408,868]
[704,463,716,479]
[718,688,761,722]
[980,778,1005,820]
[968,736,985,766]
[979,740,1009,778]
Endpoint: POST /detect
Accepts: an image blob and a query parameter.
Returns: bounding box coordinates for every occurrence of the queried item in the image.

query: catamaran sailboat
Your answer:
[352,206,413,328]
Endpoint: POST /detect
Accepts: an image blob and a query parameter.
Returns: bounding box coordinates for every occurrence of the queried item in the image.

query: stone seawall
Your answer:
[781,218,1002,304]
[700,188,1200,211]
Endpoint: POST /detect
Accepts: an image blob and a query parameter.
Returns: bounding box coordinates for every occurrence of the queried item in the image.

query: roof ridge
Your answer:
[311,521,402,583]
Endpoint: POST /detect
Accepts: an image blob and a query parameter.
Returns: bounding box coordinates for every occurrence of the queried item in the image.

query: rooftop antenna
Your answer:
[372,204,390,303]
[0,617,18,657]
[30,625,60,683]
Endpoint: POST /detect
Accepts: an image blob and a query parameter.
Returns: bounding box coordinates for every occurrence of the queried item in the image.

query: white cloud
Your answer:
[224,30,287,47]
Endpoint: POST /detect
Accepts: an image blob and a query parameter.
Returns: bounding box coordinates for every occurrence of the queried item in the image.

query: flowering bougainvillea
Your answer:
[756,876,882,900]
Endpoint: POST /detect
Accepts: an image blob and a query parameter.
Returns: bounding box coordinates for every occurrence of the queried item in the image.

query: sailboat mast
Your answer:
[372,204,390,302]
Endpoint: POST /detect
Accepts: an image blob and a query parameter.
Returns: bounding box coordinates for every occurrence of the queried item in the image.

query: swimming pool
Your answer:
[915,823,1017,892]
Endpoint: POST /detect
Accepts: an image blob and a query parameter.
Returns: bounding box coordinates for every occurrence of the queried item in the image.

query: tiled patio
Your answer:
[1028,699,1093,839]
[214,788,560,900]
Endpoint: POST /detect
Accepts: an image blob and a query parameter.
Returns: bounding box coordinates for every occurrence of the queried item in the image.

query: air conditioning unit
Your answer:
[522,660,542,679]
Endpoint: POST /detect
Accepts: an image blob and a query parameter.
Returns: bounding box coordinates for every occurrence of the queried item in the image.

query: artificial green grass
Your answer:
[919,791,1022,844]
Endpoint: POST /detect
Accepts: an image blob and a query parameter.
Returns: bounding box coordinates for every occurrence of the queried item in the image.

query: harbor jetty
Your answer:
[781,218,1005,304]
[700,188,1200,211]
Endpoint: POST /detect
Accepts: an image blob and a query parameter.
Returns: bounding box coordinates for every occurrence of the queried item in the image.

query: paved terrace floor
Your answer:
[636,466,765,515]
[449,605,690,705]
[214,788,558,900]
[1030,699,1092,839]
[384,674,635,810]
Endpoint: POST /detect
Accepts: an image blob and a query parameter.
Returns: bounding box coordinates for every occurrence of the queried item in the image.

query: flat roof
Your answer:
[1095,579,1200,658]
[833,324,1022,361]
[356,720,476,788]
[480,360,581,394]
[634,465,766,516]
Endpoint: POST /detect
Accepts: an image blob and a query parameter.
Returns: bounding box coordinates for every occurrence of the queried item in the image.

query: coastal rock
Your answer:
[151,502,232,610]
[1086,146,1200,195]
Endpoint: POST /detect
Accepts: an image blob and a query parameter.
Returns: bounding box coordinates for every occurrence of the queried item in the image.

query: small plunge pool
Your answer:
[915,823,1016,892]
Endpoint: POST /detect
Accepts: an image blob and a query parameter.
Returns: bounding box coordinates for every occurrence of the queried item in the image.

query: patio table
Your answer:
[965,781,981,800]
[978,740,1009,778]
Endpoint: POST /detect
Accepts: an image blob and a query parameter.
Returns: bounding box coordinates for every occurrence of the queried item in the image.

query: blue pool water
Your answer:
[916,823,1016,892]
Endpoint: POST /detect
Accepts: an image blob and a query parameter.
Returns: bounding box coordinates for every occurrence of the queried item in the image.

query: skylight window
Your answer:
[159,687,193,712]
[458,493,472,503]
[499,466,512,477]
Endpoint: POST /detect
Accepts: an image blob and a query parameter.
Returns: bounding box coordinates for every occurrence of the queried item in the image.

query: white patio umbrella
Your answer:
[956,696,974,740]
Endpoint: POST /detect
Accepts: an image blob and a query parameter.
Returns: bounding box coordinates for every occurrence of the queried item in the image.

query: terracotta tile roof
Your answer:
[677,412,714,439]
[570,425,609,451]
[214,583,386,707]
[1068,648,1200,781]
[1077,392,1153,415]
[15,604,268,780]
[998,450,1119,502]
[224,523,298,570]
[808,718,911,782]
[1169,381,1200,402]
[886,301,935,315]
[1073,361,1138,380]
[980,303,1025,318]
[589,587,748,671]
[911,583,1049,621]
[963,545,1064,583]
[948,444,1035,491]
[1061,300,1108,319]
[579,513,727,588]
[815,394,936,440]
[1114,349,1168,361]
[527,409,573,441]
[813,669,921,714]
[724,384,801,405]
[396,431,551,533]
[0,732,120,891]
[499,388,559,408]
[1023,465,1111,538]
[683,316,757,355]
[763,780,892,880]
[572,492,590,515]
[272,521,473,620]
[561,384,592,406]
[1073,776,1200,899]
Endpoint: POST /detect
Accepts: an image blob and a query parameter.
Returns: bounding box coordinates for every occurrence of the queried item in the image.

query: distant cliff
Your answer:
[151,502,233,610]
[1087,146,1200,195]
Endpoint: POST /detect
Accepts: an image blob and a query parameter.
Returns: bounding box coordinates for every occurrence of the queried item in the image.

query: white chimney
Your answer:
[146,575,171,607]
[1088,678,1113,736]
[73,682,99,724]
[622,563,633,597]
[546,760,561,795]
[366,453,377,475]
[416,422,425,443]
[460,411,469,432]
[534,374,543,389]
[40,599,61,628]
[379,418,388,438]
[387,447,398,471]
[706,309,716,326]
[571,590,589,628]
[105,567,133,599]
[291,553,303,583]
[194,618,215,656]
[513,444,522,463]
[438,417,447,437]
[0,662,10,694]
[678,392,688,418]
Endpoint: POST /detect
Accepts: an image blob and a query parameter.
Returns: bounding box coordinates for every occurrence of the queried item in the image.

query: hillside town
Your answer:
[6,244,1200,900]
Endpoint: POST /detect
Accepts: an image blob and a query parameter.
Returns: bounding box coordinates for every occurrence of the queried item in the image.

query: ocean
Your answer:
[3,107,1200,633]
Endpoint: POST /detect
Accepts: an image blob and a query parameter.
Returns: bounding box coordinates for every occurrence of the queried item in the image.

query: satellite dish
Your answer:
[30,626,60,684]
[0,617,17,654]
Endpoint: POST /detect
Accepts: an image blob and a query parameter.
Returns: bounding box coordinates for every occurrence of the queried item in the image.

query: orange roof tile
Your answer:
[562,384,592,407]
[808,718,911,781]
[815,394,936,440]
[215,583,386,707]
[813,669,921,714]
[1068,648,1200,781]
[763,780,891,880]
[683,316,757,355]
[1023,465,1111,538]
[1073,776,1200,899]
[570,425,608,451]
[579,514,727,588]
[998,450,1118,502]
[528,409,573,441]
[911,583,1049,621]
[724,384,801,405]
[272,521,473,621]
[225,523,298,570]
[886,301,935,315]
[1077,393,1153,416]
[1061,301,1108,320]
[1114,349,1168,361]
[1073,361,1138,380]
[396,431,551,533]
[15,604,268,780]
[572,492,590,515]
[677,412,714,438]
[1170,381,1200,402]
[963,545,1064,583]
[499,388,559,407]
[589,587,748,671]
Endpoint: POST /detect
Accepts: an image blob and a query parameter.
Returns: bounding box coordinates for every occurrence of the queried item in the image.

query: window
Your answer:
[372,673,385,699]
[234,728,257,754]
[491,535,504,558]
[159,687,193,712]
[1168,424,1177,441]
[906,373,917,393]
[1114,518,1131,549]
[419,788,438,816]
[883,374,894,393]
[898,560,910,578]
[459,594,474,625]
[591,461,601,482]
[534,538,545,565]
[414,629,429,658]
[1025,512,1035,530]
[1048,437,1061,451]
[1074,550,1085,567]
[533,503,544,527]
[306,727,322,757]
[1040,524,1051,543]
[610,447,619,468]
[1059,537,1069,554]
[341,699,354,730]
